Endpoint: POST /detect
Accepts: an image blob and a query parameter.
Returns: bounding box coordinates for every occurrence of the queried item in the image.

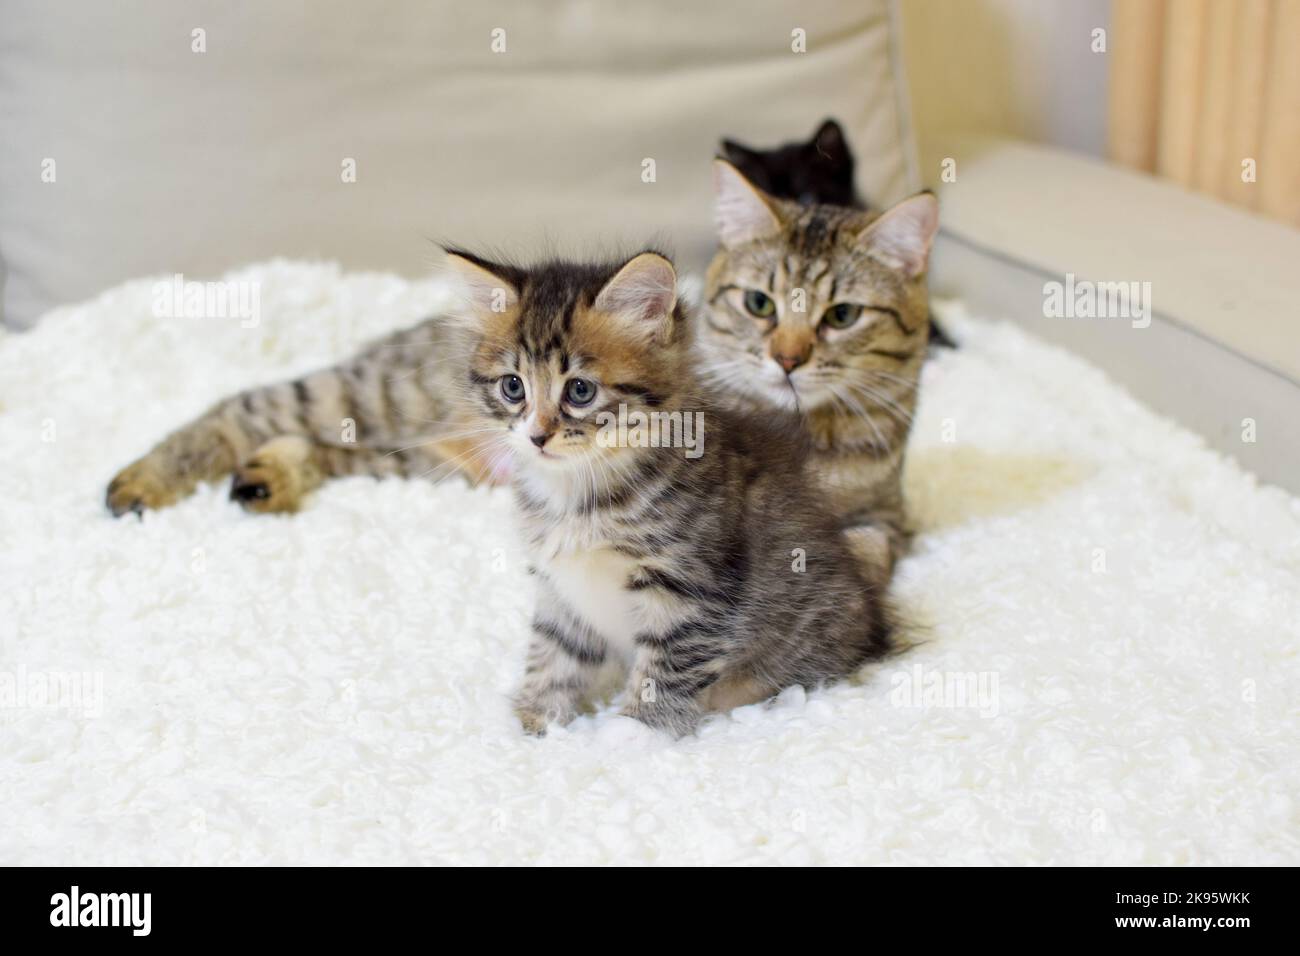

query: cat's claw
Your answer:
[105,461,177,517]
[105,483,142,518]
[515,708,551,736]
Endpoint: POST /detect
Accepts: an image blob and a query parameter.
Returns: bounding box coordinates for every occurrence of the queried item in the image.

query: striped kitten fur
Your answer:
[446,248,892,736]
[720,120,954,349]
[698,160,940,578]
[104,315,504,518]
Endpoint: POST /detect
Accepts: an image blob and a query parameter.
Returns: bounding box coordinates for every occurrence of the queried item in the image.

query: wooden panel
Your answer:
[1219,0,1273,209]
[1108,0,1168,171]
[1156,0,1209,187]
[1257,0,1300,224]
[1192,1,1238,194]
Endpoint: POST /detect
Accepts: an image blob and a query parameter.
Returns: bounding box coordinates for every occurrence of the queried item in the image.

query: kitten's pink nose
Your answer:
[773,350,809,374]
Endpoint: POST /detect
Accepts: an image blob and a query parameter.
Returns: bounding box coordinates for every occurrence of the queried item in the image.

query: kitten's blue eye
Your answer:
[500,374,525,403]
[743,290,776,319]
[822,303,863,330]
[564,378,596,407]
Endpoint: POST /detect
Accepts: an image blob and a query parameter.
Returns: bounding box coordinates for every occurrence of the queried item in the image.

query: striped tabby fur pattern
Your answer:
[718,121,955,349]
[446,249,893,737]
[105,319,501,517]
[698,161,940,579]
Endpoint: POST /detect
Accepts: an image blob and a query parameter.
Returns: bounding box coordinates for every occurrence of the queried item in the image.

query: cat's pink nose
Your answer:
[773,351,808,374]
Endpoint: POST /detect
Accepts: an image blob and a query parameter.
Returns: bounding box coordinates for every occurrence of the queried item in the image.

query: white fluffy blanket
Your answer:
[2,261,1297,865]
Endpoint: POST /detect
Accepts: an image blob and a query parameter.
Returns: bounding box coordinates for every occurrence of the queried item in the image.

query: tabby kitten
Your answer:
[106,313,497,517]
[445,248,892,737]
[722,119,953,349]
[699,160,939,577]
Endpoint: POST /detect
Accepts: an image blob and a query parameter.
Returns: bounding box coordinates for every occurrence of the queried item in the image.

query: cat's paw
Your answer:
[514,706,551,736]
[512,697,576,736]
[106,459,179,517]
[229,437,314,514]
[619,699,700,739]
[230,457,301,514]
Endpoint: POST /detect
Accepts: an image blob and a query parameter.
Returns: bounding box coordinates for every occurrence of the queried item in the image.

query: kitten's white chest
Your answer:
[546,547,640,658]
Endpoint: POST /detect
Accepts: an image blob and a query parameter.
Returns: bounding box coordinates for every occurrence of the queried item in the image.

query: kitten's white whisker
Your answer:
[379,424,504,459]
[411,434,508,483]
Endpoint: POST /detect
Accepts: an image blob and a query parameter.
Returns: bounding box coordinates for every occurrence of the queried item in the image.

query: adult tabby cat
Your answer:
[722,118,954,349]
[698,160,939,577]
[444,248,892,736]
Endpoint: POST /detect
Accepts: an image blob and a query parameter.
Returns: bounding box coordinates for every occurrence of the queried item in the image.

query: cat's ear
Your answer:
[594,252,677,334]
[442,249,519,316]
[856,192,939,278]
[713,159,783,248]
[812,119,848,160]
[721,139,759,167]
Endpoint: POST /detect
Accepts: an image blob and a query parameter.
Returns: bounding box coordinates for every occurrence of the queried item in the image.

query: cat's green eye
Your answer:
[500,374,526,403]
[822,303,863,330]
[564,378,596,407]
[743,290,776,319]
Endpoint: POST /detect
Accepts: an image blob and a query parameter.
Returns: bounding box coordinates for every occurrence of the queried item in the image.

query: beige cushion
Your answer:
[0,0,918,328]
[930,136,1300,385]
[926,136,1300,494]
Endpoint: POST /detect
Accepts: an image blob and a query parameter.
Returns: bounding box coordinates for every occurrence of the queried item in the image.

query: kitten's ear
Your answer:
[812,119,848,159]
[442,249,519,316]
[856,192,939,278]
[594,252,677,334]
[721,139,759,167]
[713,159,783,248]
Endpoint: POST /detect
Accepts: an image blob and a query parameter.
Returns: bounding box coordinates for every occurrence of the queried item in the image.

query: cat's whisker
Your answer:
[411,434,509,484]
[364,339,445,352]
[378,424,506,459]
[594,450,663,518]
[859,369,920,391]
[826,382,891,452]
[839,378,914,425]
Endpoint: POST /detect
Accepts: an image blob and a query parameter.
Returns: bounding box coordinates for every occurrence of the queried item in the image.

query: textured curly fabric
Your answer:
[1,262,1296,864]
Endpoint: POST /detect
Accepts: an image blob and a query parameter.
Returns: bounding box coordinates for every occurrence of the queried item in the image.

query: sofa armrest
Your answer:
[927,136,1300,494]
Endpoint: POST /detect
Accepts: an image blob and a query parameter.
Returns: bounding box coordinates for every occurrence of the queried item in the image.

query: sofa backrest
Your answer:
[0,0,919,328]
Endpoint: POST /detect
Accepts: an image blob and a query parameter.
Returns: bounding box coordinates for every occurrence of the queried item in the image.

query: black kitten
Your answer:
[722,119,861,208]
[719,119,955,349]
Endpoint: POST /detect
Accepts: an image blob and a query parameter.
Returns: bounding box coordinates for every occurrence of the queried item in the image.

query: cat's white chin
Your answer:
[758,383,803,410]
[516,445,572,468]
[784,380,837,411]
[732,362,796,408]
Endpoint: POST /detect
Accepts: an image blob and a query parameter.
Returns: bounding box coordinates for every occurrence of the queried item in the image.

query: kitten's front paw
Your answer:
[513,697,576,736]
[230,438,312,514]
[620,699,700,739]
[230,461,297,514]
[515,706,552,736]
[106,460,178,517]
